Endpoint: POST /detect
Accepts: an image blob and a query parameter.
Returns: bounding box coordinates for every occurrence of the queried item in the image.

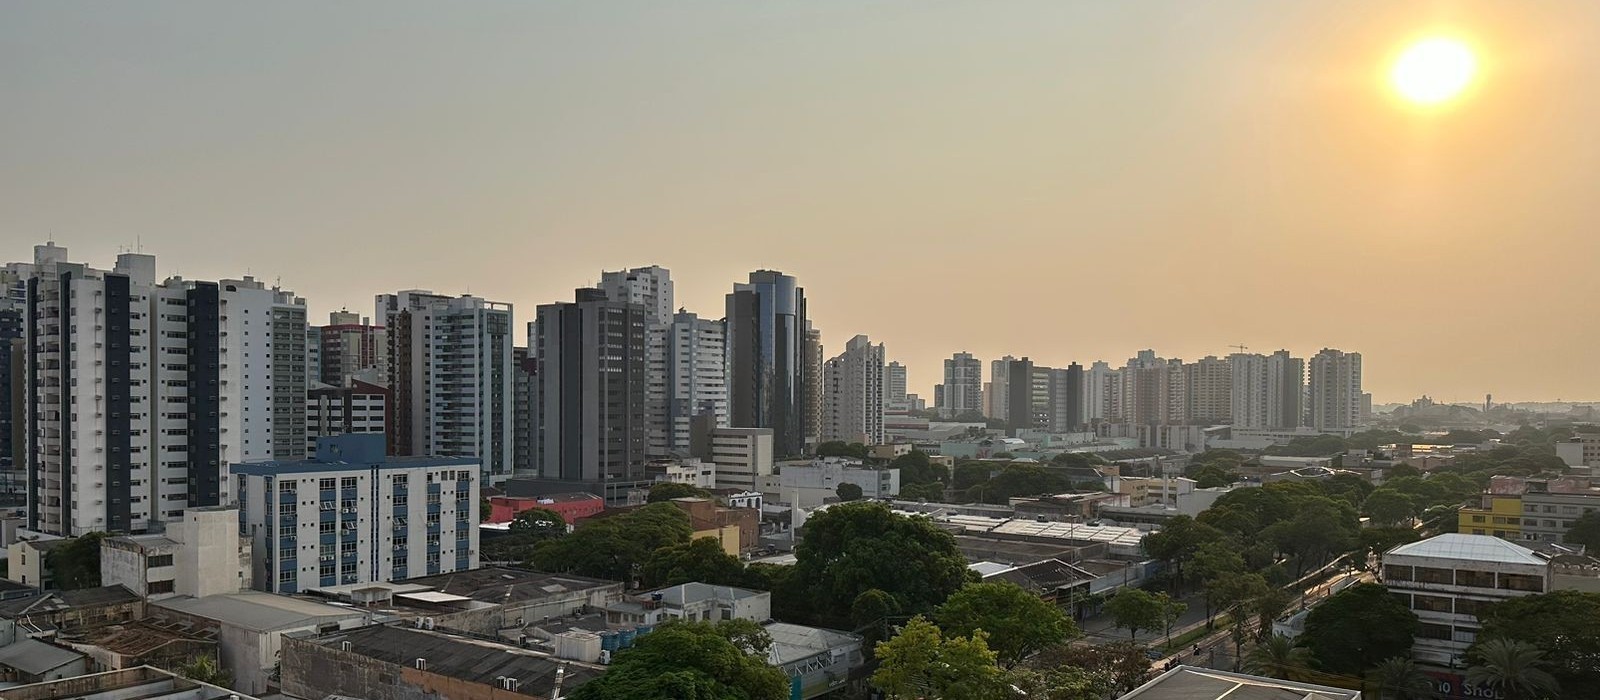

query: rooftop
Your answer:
[0,665,258,700]
[1386,533,1548,566]
[308,624,601,693]
[397,567,621,605]
[0,638,83,675]
[984,558,1097,593]
[155,592,366,632]
[1119,665,1360,700]
[0,585,140,619]
[763,622,861,666]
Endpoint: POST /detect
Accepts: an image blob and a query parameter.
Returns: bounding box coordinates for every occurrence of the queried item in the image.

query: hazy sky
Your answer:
[5,2,1599,403]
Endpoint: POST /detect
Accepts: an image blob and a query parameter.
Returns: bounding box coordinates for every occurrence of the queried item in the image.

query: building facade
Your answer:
[701,427,774,492]
[726,271,811,458]
[1308,348,1363,431]
[233,434,480,594]
[532,288,648,484]
[937,352,983,418]
[315,310,388,387]
[305,379,388,456]
[660,311,727,456]
[101,505,252,599]
[1229,351,1304,430]
[1384,534,1549,665]
[822,335,885,445]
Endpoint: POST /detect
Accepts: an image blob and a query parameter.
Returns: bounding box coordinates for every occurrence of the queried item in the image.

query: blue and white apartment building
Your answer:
[234,434,479,593]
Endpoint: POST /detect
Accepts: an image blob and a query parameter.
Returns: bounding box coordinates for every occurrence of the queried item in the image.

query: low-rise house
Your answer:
[305,567,623,637]
[0,586,144,639]
[100,505,251,600]
[3,536,68,589]
[672,497,759,555]
[281,622,603,700]
[765,622,864,700]
[0,638,88,683]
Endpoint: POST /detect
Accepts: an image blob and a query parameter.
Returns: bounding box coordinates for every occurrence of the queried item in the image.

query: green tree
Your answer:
[966,464,1068,504]
[1155,592,1187,647]
[1387,463,1423,479]
[835,482,864,502]
[897,482,946,501]
[1104,588,1163,641]
[1264,496,1360,575]
[479,497,492,522]
[1370,656,1439,700]
[569,619,788,700]
[1466,638,1561,700]
[1244,634,1313,680]
[872,617,1008,700]
[952,462,992,491]
[1360,527,1422,565]
[892,451,947,486]
[509,507,568,536]
[1007,666,1108,700]
[1564,511,1600,552]
[934,581,1078,668]
[816,441,869,459]
[1476,590,1600,695]
[1033,642,1152,696]
[788,502,973,628]
[641,537,750,588]
[1206,572,1269,631]
[1192,463,1239,489]
[1300,583,1418,675]
[1189,541,1246,624]
[1363,489,1417,526]
[173,654,232,687]
[1141,515,1223,590]
[528,502,692,581]
[1324,473,1377,508]
[647,482,712,502]
[46,533,106,590]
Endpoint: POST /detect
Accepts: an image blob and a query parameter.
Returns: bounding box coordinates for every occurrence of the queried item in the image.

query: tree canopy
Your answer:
[787,502,972,628]
[640,537,752,589]
[893,451,947,487]
[46,533,106,590]
[528,502,692,581]
[647,482,712,502]
[872,617,1008,700]
[816,441,870,459]
[835,482,864,501]
[1564,511,1600,552]
[509,506,568,534]
[1300,583,1418,675]
[1476,590,1600,696]
[934,581,1078,668]
[569,619,788,700]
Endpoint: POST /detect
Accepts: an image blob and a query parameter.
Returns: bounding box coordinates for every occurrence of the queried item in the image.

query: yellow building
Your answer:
[1459,495,1523,540]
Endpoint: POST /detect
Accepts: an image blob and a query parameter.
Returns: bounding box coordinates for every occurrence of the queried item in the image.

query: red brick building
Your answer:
[487,493,604,525]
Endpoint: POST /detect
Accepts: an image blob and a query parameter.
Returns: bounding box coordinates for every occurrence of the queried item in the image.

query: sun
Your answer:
[1391,37,1477,105]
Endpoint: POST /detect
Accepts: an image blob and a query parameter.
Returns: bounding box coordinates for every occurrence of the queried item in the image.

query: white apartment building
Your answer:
[378,291,514,483]
[599,265,674,328]
[1081,361,1114,425]
[1229,351,1304,430]
[707,427,774,492]
[601,266,678,461]
[233,434,480,594]
[822,335,886,444]
[886,361,908,407]
[1383,534,1549,666]
[985,356,1015,421]
[1308,348,1363,432]
[12,243,296,536]
[101,505,252,599]
[661,311,727,455]
[763,457,900,508]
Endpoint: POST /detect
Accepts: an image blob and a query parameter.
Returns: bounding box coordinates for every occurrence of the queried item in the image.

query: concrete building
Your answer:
[765,622,865,700]
[822,335,886,445]
[307,567,624,638]
[314,310,389,387]
[5,536,66,588]
[885,361,908,408]
[764,458,899,508]
[12,244,301,535]
[1459,475,1600,544]
[378,290,515,482]
[0,665,263,700]
[1183,356,1232,425]
[485,492,604,525]
[1045,364,1085,433]
[599,265,673,328]
[152,591,368,695]
[1555,434,1600,467]
[532,288,649,485]
[985,355,1016,422]
[0,278,22,473]
[937,352,983,419]
[512,345,537,473]
[645,458,716,489]
[660,310,727,455]
[233,434,480,594]
[726,271,811,458]
[801,323,824,453]
[283,622,601,700]
[304,378,388,456]
[0,639,89,684]
[700,426,774,492]
[1383,534,1550,666]
[1229,350,1304,430]
[603,582,771,626]
[1081,360,1115,426]
[1309,348,1363,431]
[1121,666,1360,700]
[672,496,759,555]
[101,505,251,600]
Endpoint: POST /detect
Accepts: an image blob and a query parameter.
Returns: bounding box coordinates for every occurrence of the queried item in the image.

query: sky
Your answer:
[3,1,1599,404]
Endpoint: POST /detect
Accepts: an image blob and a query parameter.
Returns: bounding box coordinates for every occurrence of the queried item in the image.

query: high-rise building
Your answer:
[1229,350,1304,430]
[600,266,675,459]
[13,243,304,536]
[661,311,727,455]
[699,426,774,492]
[532,288,648,483]
[315,310,388,387]
[512,346,537,474]
[937,352,983,418]
[234,434,480,594]
[1309,348,1363,431]
[305,379,389,456]
[1046,364,1085,432]
[985,355,1016,421]
[1116,350,1179,426]
[1183,356,1232,425]
[377,291,514,481]
[0,271,22,471]
[1082,361,1115,426]
[726,271,811,457]
[885,361,908,407]
[221,277,309,463]
[802,324,823,451]
[1001,357,1037,435]
[822,335,886,444]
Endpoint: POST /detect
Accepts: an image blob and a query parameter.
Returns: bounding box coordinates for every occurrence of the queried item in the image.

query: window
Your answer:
[320,478,336,491]
[147,554,174,568]
[341,477,358,489]
[320,521,335,534]
[1498,574,1544,593]
[1454,598,1491,618]
[1455,569,1495,588]
[1413,566,1453,585]
[1412,594,1453,613]
[148,580,175,595]
[1416,623,1454,641]
[1384,565,1414,582]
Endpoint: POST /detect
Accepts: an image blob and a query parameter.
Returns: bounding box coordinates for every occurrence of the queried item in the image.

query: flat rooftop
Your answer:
[308,624,602,694]
[397,567,622,605]
[1119,665,1360,700]
[155,592,366,632]
[0,666,259,700]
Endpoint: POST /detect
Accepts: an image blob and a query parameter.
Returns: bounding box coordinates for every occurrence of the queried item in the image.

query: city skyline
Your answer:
[8,2,1600,403]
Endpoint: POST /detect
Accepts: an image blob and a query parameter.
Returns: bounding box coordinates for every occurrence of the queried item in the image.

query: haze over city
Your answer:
[6,1,1600,402]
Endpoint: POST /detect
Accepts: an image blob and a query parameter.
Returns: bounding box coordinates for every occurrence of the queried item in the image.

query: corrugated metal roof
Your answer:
[1386,533,1547,565]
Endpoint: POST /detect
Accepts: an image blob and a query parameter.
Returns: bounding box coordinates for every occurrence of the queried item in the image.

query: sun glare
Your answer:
[1391,37,1477,105]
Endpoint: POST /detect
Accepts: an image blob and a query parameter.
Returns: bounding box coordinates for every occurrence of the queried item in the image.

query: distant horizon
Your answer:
[6,2,1599,405]
[6,238,1592,407]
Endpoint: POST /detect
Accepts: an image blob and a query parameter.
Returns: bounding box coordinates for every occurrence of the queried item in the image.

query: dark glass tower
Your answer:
[726,270,809,457]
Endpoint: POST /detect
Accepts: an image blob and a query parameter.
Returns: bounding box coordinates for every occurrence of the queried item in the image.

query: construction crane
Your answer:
[1228,343,1249,353]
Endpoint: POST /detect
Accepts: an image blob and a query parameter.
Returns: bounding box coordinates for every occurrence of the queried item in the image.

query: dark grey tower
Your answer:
[533,288,648,482]
[725,270,809,457]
